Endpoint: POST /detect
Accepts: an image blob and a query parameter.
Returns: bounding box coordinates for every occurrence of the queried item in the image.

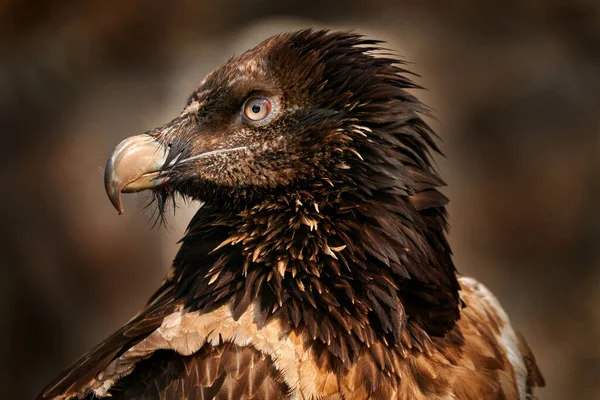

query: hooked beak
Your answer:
[104,134,169,214]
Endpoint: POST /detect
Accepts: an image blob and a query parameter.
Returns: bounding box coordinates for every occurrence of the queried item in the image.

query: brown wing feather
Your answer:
[87,343,289,400]
[38,296,180,400]
[517,331,546,394]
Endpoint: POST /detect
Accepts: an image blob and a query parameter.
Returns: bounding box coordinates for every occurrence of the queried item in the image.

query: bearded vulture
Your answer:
[38,29,544,400]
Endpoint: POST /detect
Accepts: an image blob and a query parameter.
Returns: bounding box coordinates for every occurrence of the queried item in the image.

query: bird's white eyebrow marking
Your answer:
[179,146,248,164]
[182,90,210,115]
[183,101,201,115]
[236,58,262,75]
[228,59,266,87]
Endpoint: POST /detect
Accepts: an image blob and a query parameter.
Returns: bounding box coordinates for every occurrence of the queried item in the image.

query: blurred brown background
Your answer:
[0,1,598,399]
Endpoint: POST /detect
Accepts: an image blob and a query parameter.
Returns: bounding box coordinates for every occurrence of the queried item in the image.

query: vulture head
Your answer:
[104,30,459,363]
[105,30,433,213]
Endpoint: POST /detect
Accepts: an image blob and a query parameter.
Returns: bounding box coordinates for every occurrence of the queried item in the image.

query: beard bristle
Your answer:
[143,188,178,228]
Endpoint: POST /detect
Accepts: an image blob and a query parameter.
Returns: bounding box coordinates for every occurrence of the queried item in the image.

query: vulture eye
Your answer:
[243,96,272,122]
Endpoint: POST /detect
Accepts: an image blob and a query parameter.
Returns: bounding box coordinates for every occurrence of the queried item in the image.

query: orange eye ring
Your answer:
[243,96,273,122]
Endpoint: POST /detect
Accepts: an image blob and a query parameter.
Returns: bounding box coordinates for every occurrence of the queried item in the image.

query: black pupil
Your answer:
[251,103,262,114]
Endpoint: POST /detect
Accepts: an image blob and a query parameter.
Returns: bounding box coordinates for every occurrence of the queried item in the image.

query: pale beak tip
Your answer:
[104,162,125,215]
[105,180,125,215]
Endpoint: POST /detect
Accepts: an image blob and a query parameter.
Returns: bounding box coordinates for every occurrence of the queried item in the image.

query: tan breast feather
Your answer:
[40,276,543,400]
